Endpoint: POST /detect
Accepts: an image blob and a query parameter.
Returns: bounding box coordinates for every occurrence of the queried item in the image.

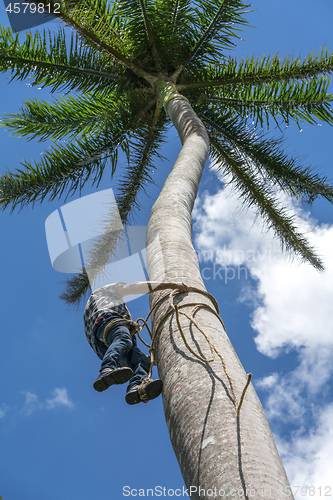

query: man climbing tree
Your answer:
[85,280,188,404]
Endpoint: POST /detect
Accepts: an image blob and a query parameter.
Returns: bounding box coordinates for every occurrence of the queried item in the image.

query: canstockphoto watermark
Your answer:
[123,485,273,497]
[123,485,333,497]
[196,246,283,283]
[196,247,281,267]
[201,263,249,283]
[123,486,188,497]
[45,188,165,300]
[45,188,250,290]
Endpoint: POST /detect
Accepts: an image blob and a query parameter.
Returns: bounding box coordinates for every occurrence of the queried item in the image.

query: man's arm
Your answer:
[116,281,189,297]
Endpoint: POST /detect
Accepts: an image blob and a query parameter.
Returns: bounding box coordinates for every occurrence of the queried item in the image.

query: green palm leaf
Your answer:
[174,0,250,79]
[0,26,122,93]
[179,49,333,90]
[115,0,162,70]
[1,0,333,302]
[0,97,158,210]
[210,135,324,270]
[208,76,333,127]
[201,110,333,203]
[61,100,167,304]
[0,133,121,210]
[1,91,134,142]
[39,0,156,82]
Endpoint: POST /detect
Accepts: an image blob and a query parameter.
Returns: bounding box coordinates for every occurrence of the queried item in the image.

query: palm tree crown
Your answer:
[1,0,333,303]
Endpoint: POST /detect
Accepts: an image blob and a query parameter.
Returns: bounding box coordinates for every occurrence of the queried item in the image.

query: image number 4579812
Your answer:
[3,0,58,31]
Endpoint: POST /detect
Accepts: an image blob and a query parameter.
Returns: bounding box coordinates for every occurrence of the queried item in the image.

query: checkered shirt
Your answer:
[84,283,132,352]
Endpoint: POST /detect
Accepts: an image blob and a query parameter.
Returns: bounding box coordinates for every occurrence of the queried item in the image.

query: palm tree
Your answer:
[1,1,333,497]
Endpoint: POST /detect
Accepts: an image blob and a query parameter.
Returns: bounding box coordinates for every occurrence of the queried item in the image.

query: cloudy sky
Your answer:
[1,1,333,499]
[193,175,333,495]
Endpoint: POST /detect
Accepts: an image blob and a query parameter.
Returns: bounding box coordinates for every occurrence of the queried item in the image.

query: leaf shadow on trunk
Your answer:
[162,313,250,500]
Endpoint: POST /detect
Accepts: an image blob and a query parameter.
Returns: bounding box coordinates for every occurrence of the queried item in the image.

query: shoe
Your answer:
[93,366,133,392]
[125,378,163,405]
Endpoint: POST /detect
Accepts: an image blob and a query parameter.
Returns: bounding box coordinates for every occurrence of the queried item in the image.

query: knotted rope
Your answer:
[135,286,252,416]
[101,287,251,413]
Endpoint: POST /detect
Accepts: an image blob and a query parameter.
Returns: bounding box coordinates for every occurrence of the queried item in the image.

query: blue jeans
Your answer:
[93,313,150,392]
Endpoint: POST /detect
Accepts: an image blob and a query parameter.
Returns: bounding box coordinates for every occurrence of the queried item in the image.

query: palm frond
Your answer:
[61,100,167,305]
[0,96,158,210]
[0,25,120,93]
[150,0,198,72]
[208,76,333,128]
[0,133,122,210]
[141,0,163,69]
[114,0,156,70]
[210,135,324,270]
[174,0,250,79]
[178,48,333,90]
[1,91,130,142]
[59,271,91,307]
[10,0,154,83]
[201,111,333,203]
[34,0,156,82]
[115,0,190,74]
[171,0,190,25]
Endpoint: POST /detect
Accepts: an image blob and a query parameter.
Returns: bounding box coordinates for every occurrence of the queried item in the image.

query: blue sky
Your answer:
[1,1,333,499]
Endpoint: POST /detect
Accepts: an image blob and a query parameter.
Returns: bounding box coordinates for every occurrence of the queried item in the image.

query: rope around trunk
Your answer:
[101,287,251,414]
[135,286,252,417]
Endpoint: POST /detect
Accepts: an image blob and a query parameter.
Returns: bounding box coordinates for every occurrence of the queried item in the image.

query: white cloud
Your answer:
[20,388,74,416]
[193,183,333,358]
[255,345,333,424]
[250,225,333,356]
[256,373,279,390]
[193,181,333,493]
[256,371,306,423]
[0,403,9,419]
[45,388,74,410]
[277,403,333,498]
[21,392,43,416]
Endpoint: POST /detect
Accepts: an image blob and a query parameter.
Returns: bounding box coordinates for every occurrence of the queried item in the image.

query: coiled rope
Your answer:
[103,286,251,415]
[136,287,252,416]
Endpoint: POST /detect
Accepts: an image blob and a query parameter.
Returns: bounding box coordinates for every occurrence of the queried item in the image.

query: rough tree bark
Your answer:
[146,86,294,500]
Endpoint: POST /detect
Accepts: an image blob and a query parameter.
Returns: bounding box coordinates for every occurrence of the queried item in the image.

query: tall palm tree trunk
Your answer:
[146,95,293,500]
